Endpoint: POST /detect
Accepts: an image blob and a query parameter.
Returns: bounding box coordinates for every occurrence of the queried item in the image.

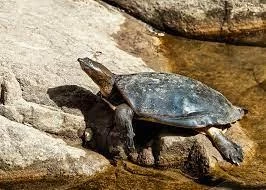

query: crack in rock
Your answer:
[0,83,6,105]
[0,70,86,143]
[221,0,233,33]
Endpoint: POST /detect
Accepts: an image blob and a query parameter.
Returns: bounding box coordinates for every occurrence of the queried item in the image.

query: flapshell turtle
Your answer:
[78,57,246,165]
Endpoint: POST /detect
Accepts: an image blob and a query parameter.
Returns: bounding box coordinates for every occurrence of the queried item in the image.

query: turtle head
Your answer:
[78,57,114,97]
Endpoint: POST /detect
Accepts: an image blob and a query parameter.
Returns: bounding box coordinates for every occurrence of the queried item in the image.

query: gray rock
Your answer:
[0,115,110,179]
[158,134,198,168]
[0,67,22,105]
[0,0,151,107]
[0,0,156,185]
[0,68,87,143]
[104,0,266,46]
[0,0,153,142]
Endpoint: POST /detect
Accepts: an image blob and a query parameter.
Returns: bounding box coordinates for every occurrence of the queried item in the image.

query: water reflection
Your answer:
[145,35,266,186]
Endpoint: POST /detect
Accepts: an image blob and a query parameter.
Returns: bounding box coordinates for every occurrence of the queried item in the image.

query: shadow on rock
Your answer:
[47,85,114,155]
[47,85,254,182]
[47,85,197,162]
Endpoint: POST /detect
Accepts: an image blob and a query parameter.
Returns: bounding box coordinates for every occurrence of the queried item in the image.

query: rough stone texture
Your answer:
[131,122,256,178]
[0,0,151,106]
[0,115,109,180]
[129,139,155,166]
[0,0,155,185]
[0,0,152,142]
[0,67,87,143]
[158,134,198,168]
[104,0,266,46]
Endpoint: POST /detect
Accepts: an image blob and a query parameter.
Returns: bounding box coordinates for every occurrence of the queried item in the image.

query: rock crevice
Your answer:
[0,83,5,105]
[0,115,110,177]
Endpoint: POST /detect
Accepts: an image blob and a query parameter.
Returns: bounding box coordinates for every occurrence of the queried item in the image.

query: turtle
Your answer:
[78,57,246,165]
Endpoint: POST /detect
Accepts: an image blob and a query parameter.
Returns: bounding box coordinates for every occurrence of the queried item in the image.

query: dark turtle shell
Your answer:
[114,73,245,128]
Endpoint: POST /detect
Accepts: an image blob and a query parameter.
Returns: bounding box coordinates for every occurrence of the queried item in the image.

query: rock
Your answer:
[0,0,153,143]
[129,138,155,166]
[0,0,157,186]
[0,0,151,107]
[0,115,110,181]
[0,70,86,143]
[157,133,198,168]
[0,67,23,105]
[83,128,93,142]
[133,122,256,178]
[104,0,266,46]
[137,147,155,166]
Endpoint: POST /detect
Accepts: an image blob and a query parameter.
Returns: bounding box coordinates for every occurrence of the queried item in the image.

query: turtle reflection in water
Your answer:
[78,57,246,165]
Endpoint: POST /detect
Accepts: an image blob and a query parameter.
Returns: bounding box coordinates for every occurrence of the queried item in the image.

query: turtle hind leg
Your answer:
[206,127,243,165]
[115,104,135,152]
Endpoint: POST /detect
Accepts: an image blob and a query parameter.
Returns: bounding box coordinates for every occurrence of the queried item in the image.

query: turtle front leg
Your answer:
[206,126,243,165]
[115,104,135,152]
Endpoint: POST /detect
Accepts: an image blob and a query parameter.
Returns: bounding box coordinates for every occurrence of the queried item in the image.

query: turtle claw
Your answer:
[223,140,244,165]
[207,127,244,165]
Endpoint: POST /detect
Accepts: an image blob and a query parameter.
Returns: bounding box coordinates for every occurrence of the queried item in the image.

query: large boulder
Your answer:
[0,0,152,143]
[0,0,154,186]
[103,0,266,46]
[0,115,109,185]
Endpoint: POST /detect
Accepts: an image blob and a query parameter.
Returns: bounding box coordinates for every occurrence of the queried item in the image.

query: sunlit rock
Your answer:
[103,0,266,46]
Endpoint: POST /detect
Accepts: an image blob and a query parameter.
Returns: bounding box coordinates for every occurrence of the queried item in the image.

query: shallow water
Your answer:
[146,35,266,188]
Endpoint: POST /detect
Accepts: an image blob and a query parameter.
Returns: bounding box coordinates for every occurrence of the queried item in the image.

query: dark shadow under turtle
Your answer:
[47,85,113,154]
[77,57,246,165]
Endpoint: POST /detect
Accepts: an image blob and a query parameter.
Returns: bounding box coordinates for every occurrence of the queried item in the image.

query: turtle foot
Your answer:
[207,127,244,165]
[222,139,243,165]
[115,103,135,153]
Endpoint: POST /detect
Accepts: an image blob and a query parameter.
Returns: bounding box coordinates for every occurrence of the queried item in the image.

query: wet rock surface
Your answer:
[104,0,266,46]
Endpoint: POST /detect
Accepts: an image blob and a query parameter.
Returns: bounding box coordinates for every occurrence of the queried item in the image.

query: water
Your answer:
[145,35,266,188]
